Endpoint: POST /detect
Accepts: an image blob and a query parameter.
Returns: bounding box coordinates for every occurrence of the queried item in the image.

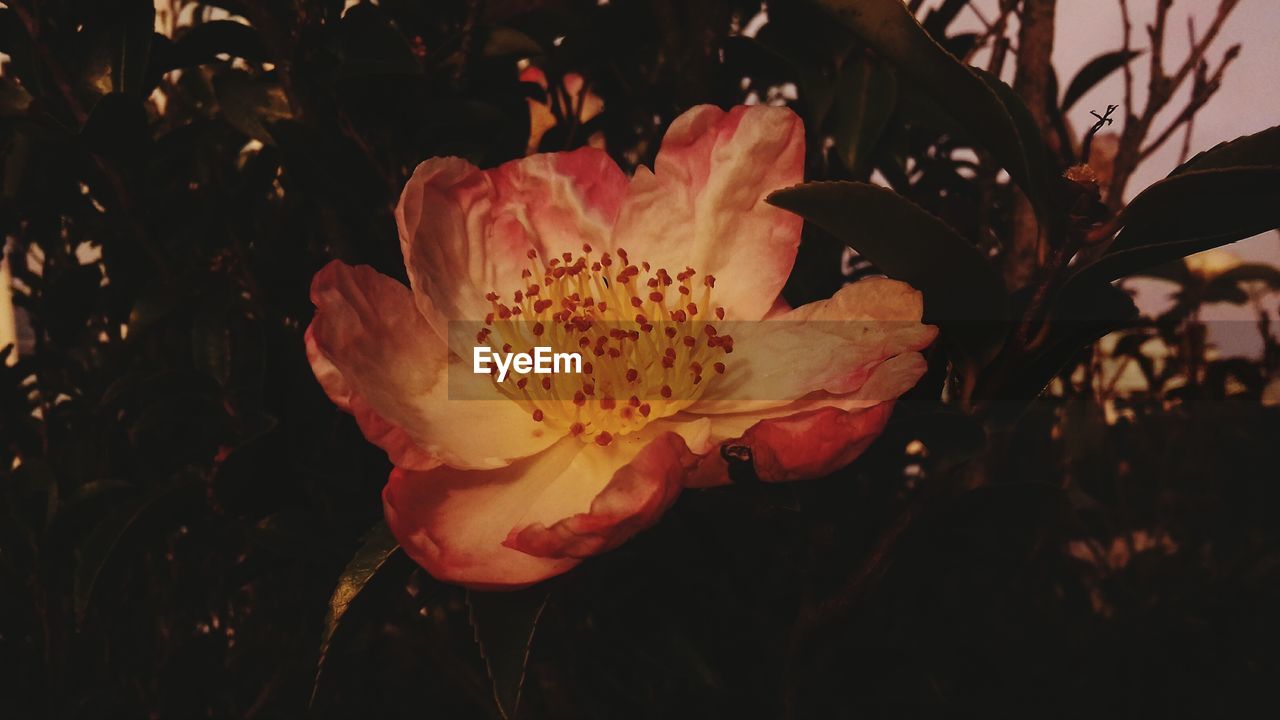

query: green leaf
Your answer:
[813,0,1036,199]
[1173,125,1280,174]
[311,520,402,707]
[768,181,1008,363]
[1069,166,1280,288]
[468,587,552,720]
[833,53,897,174]
[1060,49,1142,112]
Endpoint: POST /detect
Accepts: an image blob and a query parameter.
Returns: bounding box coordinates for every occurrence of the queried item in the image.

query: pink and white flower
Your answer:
[305,104,936,589]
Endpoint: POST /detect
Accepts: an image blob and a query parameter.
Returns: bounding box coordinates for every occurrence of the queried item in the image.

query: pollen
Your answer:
[477,245,731,445]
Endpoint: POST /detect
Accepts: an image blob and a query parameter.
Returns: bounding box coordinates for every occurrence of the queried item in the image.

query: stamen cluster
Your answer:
[477,245,732,445]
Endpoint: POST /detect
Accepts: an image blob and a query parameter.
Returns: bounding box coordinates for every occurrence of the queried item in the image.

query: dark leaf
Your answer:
[165,20,268,69]
[112,1,156,97]
[80,92,149,161]
[942,32,980,60]
[1060,49,1142,112]
[972,67,1056,230]
[833,53,897,174]
[10,458,57,531]
[483,27,543,58]
[1213,262,1280,290]
[0,76,33,117]
[768,181,1008,364]
[467,586,551,720]
[74,481,193,625]
[213,71,292,144]
[814,0,1038,201]
[922,0,971,39]
[745,32,838,128]
[79,2,156,99]
[1070,166,1280,288]
[311,520,402,707]
[1132,258,1191,285]
[337,3,422,79]
[988,281,1138,425]
[1202,275,1249,304]
[909,410,986,469]
[1174,125,1280,174]
[0,9,44,96]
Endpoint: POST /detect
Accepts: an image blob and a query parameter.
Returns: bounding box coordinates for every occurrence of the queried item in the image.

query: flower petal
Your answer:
[610,104,805,320]
[385,428,699,588]
[396,149,629,327]
[692,277,937,413]
[384,440,583,590]
[684,351,929,487]
[306,261,559,470]
[733,402,896,483]
[505,431,698,559]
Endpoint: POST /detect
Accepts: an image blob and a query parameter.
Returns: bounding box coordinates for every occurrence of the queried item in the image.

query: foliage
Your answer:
[1,1,1279,718]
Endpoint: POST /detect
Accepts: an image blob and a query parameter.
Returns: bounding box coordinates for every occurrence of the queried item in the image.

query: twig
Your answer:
[1139,43,1240,162]
[962,0,1018,66]
[1107,0,1241,208]
[1178,17,1199,164]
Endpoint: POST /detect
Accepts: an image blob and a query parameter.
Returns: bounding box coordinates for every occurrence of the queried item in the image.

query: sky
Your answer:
[954,0,1280,264]
[951,0,1280,357]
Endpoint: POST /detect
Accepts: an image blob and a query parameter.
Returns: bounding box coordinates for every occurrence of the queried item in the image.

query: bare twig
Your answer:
[1178,17,1199,164]
[1139,43,1240,162]
[1107,0,1241,208]
[1118,0,1136,123]
[962,0,1018,66]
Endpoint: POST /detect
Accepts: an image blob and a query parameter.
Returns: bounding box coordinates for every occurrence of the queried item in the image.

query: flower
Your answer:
[305,104,937,589]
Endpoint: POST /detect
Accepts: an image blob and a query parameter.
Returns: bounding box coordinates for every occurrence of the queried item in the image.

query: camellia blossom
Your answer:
[305,104,937,589]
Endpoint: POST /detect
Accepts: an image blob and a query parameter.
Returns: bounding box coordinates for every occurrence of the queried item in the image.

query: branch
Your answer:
[1139,43,1240,161]
[1105,0,1241,208]
[1118,0,1135,122]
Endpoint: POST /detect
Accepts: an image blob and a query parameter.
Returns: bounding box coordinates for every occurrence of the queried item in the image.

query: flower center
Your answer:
[477,245,732,446]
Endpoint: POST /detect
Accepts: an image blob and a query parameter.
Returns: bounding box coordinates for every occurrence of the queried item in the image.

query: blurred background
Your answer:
[1,1,1278,718]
